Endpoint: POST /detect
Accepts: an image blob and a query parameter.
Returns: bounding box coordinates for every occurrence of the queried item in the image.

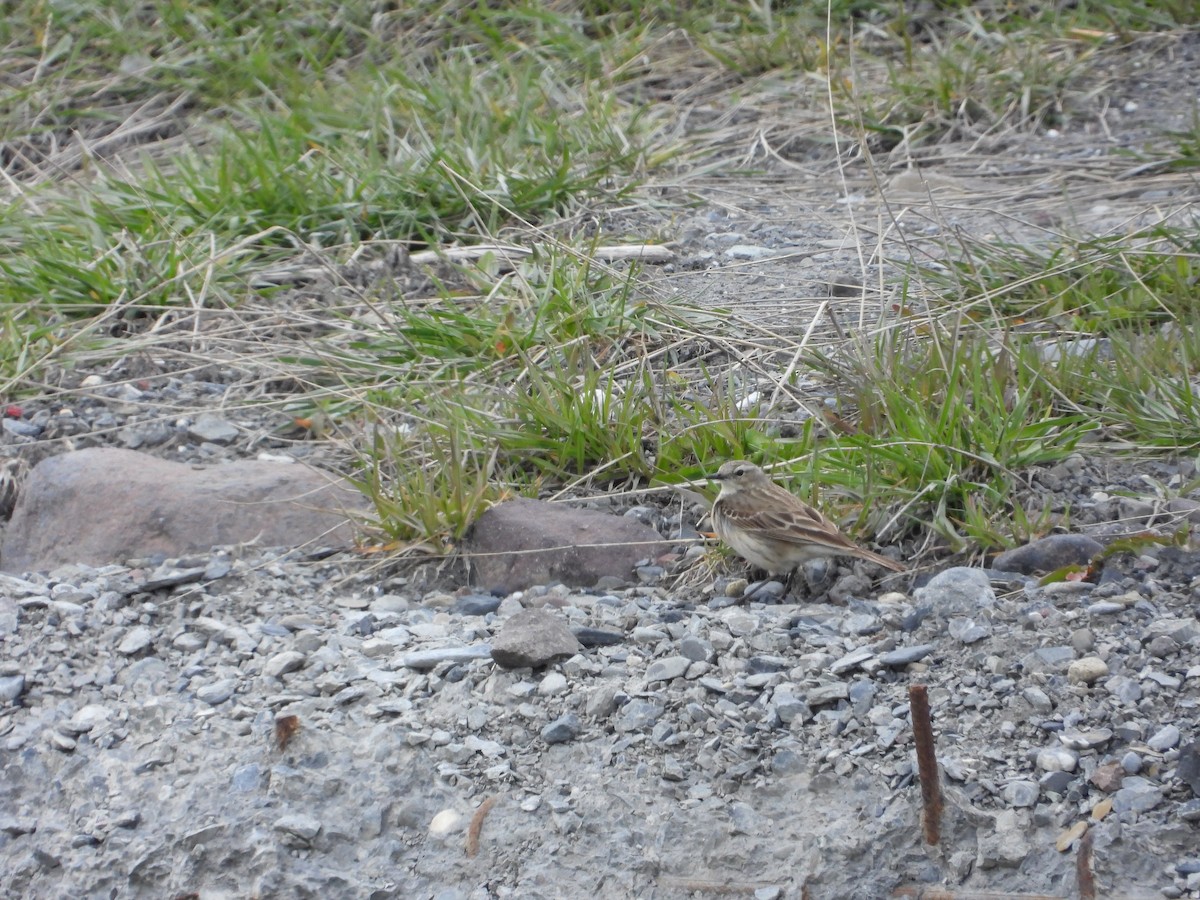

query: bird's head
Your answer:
[710,460,768,493]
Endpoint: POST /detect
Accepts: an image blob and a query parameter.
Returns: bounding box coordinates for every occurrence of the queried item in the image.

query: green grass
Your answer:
[2,0,1199,561]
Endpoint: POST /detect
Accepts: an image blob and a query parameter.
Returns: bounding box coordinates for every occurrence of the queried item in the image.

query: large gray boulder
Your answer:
[464,498,667,592]
[1,448,367,572]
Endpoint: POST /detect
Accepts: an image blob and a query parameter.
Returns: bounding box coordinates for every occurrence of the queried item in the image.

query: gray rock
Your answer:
[646,656,690,683]
[263,651,307,678]
[806,682,850,706]
[1059,727,1112,751]
[1149,725,1181,752]
[912,567,996,614]
[679,636,713,662]
[572,627,624,648]
[1112,778,1163,814]
[948,617,990,644]
[541,713,582,744]
[1036,747,1078,773]
[401,646,494,670]
[0,674,25,703]
[117,625,154,656]
[464,498,668,592]
[273,813,322,844]
[1,448,367,572]
[993,534,1103,574]
[615,700,663,733]
[830,646,874,674]
[1178,742,1200,797]
[1022,687,1054,713]
[64,704,112,734]
[491,608,581,669]
[454,594,502,616]
[878,644,935,667]
[1002,780,1039,808]
[1023,646,1075,672]
[196,678,238,706]
[1067,657,1109,684]
[187,413,239,444]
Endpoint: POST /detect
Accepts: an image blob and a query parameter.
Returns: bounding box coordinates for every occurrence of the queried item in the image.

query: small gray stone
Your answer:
[1059,727,1112,751]
[878,644,935,667]
[948,618,990,644]
[615,700,663,733]
[538,672,569,696]
[1067,656,1108,685]
[1148,725,1181,752]
[117,625,154,656]
[196,678,238,706]
[912,567,996,614]
[64,704,112,734]
[1087,601,1126,615]
[0,674,25,703]
[830,646,875,674]
[491,608,581,669]
[172,632,207,652]
[646,656,690,683]
[1039,770,1075,794]
[1036,747,1078,773]
[806,682,850,706]
[263,651,307,678]
[1120,751,1143,775]
[541,713,582,744]
[454,594,502,616]
[1022,687,1054,713]
[573,627,624,648]
[1003,780,1039,808]
[188,414,239,444]
[679,636,713,662]
[1112,778,1163,814]
[273,813,321,843]
[1024,646,1075,672]
[401,646,494,670]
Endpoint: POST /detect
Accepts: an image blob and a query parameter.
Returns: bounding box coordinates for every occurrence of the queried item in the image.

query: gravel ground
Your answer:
[3,444,1200,898]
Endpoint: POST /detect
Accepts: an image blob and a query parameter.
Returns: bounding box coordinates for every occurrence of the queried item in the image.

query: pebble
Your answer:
[1059,727,1112,751]
[538,672,569,696]
[1003,781,1039,808]
[263,651,307,678]
[196,678,238,706]
[1037,747,1078,773]
[1067,657,1109,684]
[877,644,934,667]
[401,646,494,669]
[646,656,690,682]
[541,713,582,744]
[0,674,25,703]
[117,626,154,656]
[271,813,321,847]
[1149,725,1181,752]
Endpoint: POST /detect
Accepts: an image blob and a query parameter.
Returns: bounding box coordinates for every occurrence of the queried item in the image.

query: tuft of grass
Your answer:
[804,324,1091,550]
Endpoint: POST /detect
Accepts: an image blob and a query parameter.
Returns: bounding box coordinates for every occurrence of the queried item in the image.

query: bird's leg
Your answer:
[782,568,800,601]
[741,569,772,602]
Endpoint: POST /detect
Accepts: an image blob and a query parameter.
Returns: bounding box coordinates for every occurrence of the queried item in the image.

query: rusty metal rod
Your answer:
[1077,827,1096,900]
[908,683,942,846]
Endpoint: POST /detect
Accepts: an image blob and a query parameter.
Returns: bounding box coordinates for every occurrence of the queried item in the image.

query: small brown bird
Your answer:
[710,460,905,576]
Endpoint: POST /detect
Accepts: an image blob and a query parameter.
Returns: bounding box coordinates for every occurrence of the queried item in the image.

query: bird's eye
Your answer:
[735,467,745,477]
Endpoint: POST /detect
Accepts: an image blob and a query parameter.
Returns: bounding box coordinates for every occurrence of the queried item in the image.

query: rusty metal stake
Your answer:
[909,684,942,846]
[1076,827,1095,900]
